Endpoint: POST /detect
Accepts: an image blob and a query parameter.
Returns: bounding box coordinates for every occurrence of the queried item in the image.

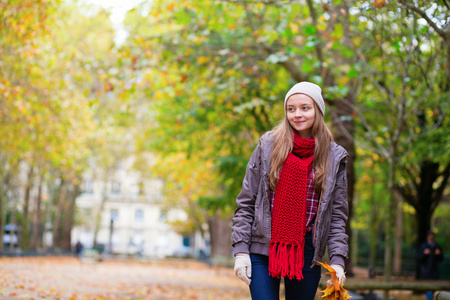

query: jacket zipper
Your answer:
[311,156,345,268]
[312,191,322,246]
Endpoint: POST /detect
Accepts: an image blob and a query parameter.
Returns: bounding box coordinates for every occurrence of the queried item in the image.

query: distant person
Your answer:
[417,231,444,300]
[75,241,83,257]
[232,82,349,300]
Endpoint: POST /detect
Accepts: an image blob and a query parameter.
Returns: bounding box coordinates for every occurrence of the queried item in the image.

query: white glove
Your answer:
[327,264,346,285]
[234,253,252,285]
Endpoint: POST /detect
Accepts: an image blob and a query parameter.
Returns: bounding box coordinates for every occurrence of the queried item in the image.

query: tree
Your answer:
[353,2,448,296]
[0,0,62,250]
[1,1,120,251]
[397,0,450,263]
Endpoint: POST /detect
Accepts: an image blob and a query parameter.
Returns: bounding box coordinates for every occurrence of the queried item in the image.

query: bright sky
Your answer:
[79,0,150,44]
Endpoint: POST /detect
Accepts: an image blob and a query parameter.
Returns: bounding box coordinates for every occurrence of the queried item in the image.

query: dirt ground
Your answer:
[0,256,436,300]
[0,256,249,300]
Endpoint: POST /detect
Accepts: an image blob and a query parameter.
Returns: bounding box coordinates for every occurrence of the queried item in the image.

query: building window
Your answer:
[84,180,93,193]
[84,208,91,217]
[111,209,119,222]
[159,210,167,222]
[112,182,120,194]
[135,209,144,223]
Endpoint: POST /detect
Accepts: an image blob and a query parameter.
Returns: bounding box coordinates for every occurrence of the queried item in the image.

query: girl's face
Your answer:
[286,94,316,138]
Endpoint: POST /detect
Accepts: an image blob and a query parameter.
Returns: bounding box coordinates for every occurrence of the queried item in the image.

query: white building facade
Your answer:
[71,157,189,258]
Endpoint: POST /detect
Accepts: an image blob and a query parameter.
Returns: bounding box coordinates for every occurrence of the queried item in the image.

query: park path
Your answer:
[0,256,249,300]
[0,256,430,300]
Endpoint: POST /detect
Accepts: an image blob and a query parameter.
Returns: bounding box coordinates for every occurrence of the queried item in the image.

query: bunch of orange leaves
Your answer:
[317,261,352,300]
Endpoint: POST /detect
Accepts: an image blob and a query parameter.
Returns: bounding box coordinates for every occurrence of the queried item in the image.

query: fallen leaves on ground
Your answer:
[0,256,249,300]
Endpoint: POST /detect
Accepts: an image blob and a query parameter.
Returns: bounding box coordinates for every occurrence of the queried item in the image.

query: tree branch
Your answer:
[443,0,450,10]
[305,0,324,64]
[399,0,447,39]
[340,97,389,157]
[394,183,417,209]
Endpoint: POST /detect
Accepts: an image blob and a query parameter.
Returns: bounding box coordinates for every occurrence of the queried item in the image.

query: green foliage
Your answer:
[1,0,448,260]
[114,0,450,257]
[434,201,450,251]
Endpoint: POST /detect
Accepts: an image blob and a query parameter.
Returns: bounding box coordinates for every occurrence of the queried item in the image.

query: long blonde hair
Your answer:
[268,101,333,192]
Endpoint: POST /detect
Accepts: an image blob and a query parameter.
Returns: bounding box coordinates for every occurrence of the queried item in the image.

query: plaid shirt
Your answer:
[270,168,319,232]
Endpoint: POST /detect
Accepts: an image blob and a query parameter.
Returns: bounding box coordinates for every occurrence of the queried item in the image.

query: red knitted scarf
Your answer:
[269,133,315,280]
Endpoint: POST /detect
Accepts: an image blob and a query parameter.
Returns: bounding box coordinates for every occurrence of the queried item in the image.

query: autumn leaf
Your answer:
[322,284,335,297]
[317,261,340,291]
[317,261,352,300]
[374,0,387,9]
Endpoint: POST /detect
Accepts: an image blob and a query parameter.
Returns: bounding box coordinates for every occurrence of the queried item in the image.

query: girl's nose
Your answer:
[295,109,302,117]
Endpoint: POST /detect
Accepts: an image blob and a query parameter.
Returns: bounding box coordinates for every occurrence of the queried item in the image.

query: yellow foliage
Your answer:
[197,56,210,64]
[260,76,268,90]
[289,23,299,34]
[155,91,164,99]
[402,203,416,215]
[167,3,176,11]
[337,76,350,86]
[375,137,384,144]
[317,21,327,32]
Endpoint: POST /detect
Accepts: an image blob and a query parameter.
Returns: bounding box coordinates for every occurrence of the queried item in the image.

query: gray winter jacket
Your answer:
[232,131,349,268]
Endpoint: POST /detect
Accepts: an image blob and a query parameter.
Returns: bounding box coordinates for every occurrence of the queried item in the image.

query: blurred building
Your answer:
[71,156,196,258]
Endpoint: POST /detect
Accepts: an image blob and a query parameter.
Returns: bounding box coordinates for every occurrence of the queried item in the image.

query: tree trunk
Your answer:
[208,212,232,258]
[369,180,378,276]
[52,181,66,250]
[446,36,450,89]
[383,156,396,300]
[398,160,449,279]
[351,228,358,268]
[93,184,108,248]
[21,166,34,250]
[416,161,440,247]
[9,204,17,251]
[60,184,80,251]
[30,176,44,251]
[0,181,4,251]
[42,200,52,251]
[369,219,377,277]
[415,205,433,280]
[398,162,448,279]
[393,194,403,276]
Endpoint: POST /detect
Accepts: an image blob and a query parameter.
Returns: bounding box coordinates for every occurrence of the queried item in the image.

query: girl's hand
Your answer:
[234,253,252,285]
[327,264,346,285]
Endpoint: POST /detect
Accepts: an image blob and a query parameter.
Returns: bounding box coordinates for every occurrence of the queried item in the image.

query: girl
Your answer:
[231,82,349,300]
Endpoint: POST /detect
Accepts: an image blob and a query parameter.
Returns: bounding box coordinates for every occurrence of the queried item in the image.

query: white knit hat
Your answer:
[284,82,325,115]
